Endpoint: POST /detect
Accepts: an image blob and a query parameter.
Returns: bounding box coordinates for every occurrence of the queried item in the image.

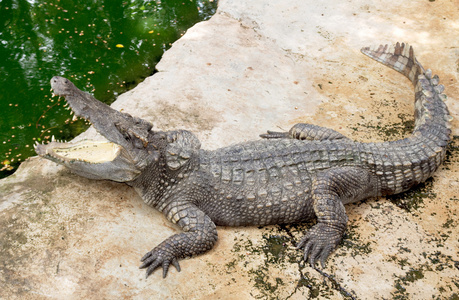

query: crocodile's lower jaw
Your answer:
[36,140,121,164]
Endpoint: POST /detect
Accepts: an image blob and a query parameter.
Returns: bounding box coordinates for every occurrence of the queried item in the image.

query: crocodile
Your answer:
[35,43,451,278]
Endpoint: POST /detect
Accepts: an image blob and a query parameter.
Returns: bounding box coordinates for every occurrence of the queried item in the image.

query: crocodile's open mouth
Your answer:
[36,139,121,164]
[34,76,154,182]
[35,137,141,181]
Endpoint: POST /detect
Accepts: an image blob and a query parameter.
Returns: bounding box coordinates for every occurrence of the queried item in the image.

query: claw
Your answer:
[145,260,161,278]
[140,251,152,262]
[319,257,327,269]
[162,261,170,278]
[296,236,307,249]
[302,242,313,261]
[139,255,155,269]
[308,247,321,267]
[171,258,181,272]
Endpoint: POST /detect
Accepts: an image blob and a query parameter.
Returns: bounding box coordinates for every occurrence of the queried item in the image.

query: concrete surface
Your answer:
[1,0,458,299]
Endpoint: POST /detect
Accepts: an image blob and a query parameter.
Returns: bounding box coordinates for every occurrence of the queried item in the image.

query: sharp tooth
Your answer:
[51,135,55,142]
[51,93,56,97]
[72,115,78,121]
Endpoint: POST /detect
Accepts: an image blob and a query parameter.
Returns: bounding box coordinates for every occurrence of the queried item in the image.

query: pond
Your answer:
[0,0,217,178]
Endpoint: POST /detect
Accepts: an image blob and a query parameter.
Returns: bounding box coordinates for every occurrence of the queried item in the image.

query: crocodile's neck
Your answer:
[361,43,451,196]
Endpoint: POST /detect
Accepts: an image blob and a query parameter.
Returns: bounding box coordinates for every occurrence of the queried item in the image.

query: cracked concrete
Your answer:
[1,0,458,299]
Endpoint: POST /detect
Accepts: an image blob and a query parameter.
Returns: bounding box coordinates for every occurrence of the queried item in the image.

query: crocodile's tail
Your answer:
[359,43,452,195]
[361,42,451,146]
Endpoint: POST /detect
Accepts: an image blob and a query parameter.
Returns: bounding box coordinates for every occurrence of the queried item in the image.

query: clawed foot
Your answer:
[259,130,289,139]
[139,246,181,278]
[297,223,344,268]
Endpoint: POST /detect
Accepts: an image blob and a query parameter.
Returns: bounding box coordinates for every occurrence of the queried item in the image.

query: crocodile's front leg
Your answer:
[299,167,377,267]
[140,201,218,278]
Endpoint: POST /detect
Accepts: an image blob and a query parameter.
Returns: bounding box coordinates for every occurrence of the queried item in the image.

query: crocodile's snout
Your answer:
[50,76,73,96]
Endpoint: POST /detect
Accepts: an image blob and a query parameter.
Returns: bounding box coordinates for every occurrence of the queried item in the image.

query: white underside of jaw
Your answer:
[52,140,121,163]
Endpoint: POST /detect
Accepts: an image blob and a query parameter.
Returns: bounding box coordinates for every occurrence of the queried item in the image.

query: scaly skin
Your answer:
[36,43,451,278]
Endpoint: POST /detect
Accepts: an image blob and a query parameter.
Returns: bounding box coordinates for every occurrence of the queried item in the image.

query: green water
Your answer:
[0,0,217,178]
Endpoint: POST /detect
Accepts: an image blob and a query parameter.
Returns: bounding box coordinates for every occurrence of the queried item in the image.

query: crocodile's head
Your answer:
[35,76,159,182]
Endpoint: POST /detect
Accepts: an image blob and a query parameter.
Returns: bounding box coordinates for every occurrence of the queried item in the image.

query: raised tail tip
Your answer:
[360,42,424,81]
[361,42,414,60]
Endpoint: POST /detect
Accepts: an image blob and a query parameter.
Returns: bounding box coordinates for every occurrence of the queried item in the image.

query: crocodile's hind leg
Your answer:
[260,123,349,141]
[298,166,377,267]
